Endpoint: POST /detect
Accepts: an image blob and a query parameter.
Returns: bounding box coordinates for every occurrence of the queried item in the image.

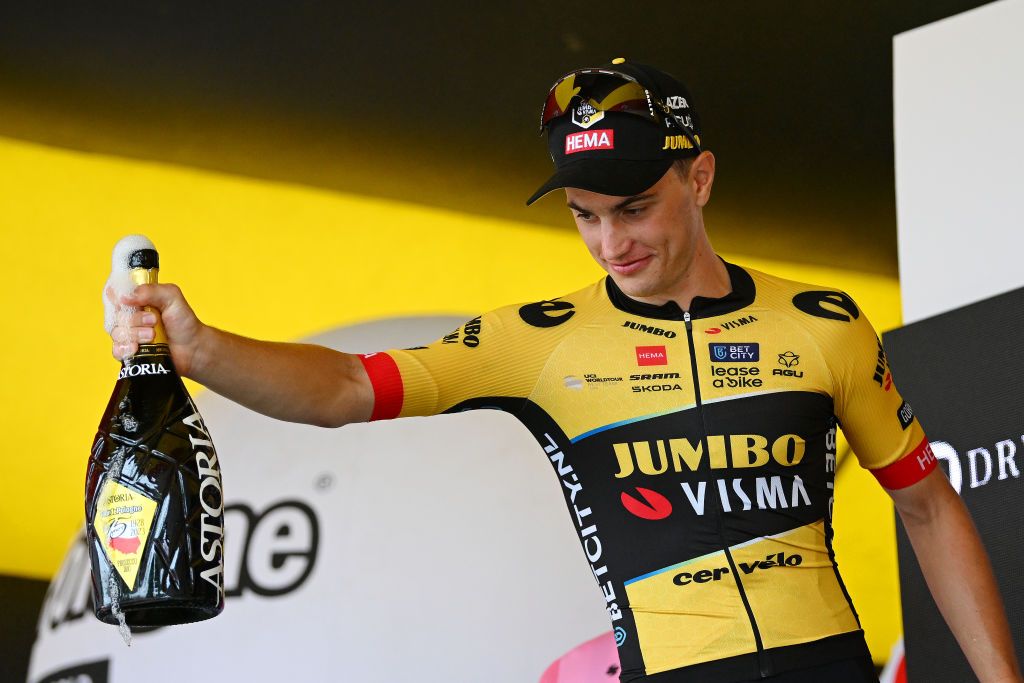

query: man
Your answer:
[110,59,1021,682]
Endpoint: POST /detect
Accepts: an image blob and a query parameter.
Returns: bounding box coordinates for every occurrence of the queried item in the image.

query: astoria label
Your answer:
[183,405,225,596]
[118,363,170,380]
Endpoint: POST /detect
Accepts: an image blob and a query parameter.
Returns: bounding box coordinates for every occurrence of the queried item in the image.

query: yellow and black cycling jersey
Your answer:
[359,259,936,683]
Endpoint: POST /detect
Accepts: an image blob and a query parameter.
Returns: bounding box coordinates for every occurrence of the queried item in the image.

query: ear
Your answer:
[690,151,716,207]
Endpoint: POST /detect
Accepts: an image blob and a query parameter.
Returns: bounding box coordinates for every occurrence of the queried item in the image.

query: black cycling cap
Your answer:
[526,57,703,206]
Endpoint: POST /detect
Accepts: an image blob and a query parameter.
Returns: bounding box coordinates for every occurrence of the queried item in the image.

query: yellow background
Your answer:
[0,135,902,662]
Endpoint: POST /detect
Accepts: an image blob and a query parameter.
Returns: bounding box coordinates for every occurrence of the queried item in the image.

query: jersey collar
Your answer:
[604,258,756,321]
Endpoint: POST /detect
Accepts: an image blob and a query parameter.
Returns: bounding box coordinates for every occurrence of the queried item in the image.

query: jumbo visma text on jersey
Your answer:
[357,260,935,683]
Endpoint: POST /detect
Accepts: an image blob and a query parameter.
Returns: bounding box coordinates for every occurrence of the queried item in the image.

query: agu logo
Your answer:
[635,345,667,366]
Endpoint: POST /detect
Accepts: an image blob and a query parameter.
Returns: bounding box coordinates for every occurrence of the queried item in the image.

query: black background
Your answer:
[0,1,996,274]
[884,287,1024,681]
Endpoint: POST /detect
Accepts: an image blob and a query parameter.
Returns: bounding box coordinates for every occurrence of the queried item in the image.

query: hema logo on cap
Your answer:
[565,129,614,154]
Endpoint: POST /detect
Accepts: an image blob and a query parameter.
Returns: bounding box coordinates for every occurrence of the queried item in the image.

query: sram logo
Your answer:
[629,373,681,381]
[672,552,802,586]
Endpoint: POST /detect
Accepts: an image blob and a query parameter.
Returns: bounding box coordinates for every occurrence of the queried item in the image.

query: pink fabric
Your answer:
[539,631,621,683]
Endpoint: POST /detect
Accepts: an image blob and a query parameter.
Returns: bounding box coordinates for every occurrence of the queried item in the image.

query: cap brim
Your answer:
[525,158,674,206]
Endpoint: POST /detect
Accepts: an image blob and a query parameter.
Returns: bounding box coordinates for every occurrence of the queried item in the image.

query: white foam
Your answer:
[103,235,156,335]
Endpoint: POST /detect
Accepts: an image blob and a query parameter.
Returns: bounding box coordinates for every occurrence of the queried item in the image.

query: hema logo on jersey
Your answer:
[636,346,668,366]
[709,343,759,362]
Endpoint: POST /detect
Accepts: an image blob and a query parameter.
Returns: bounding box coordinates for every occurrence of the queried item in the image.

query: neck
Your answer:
[629,233,731,311]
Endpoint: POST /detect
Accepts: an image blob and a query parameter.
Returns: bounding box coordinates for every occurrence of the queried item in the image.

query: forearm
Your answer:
[899,487,1022,682]
[188,325,373,427]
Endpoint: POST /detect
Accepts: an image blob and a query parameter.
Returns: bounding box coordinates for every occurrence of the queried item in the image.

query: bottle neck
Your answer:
[130,266,169,346]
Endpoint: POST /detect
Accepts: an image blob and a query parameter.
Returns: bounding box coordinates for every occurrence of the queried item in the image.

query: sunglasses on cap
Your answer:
[538,68,701,152]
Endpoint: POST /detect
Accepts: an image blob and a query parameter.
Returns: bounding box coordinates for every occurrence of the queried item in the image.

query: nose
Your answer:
[600,218,632,260]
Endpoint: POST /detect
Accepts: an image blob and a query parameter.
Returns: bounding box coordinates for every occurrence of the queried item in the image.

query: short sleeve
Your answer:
[823,293,937,489]
[357,302,571,420]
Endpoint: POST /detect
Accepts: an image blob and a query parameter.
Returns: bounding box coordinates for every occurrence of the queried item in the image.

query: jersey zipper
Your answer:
[683,310,770,678]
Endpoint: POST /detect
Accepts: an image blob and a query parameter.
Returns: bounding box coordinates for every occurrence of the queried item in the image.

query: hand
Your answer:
[106,283,205,378]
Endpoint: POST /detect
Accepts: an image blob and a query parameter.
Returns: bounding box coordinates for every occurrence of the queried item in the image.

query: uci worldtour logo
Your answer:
[118,362,170,379]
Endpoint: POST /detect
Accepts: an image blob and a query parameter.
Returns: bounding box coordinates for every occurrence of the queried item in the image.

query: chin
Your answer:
[611,273,659,299]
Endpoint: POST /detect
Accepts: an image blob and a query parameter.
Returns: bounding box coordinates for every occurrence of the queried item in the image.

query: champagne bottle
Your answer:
[86,245,225,630]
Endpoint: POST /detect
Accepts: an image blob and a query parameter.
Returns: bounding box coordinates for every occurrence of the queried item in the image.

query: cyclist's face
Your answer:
[566,159,710,302]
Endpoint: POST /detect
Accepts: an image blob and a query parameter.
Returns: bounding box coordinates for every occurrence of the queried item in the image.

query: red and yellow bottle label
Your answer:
[93,479,158,591]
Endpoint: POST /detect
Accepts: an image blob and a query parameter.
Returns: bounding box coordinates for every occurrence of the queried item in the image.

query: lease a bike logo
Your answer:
[519,300,575,327]
[709,343,759,362]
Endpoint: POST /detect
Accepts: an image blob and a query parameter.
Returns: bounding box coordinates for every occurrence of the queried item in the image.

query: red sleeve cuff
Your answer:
[358,353,404,421]
[871,438,937,490]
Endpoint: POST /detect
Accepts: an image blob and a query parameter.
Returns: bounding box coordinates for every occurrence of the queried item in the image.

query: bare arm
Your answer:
[110,283,374,428]
[888,468,1022,683]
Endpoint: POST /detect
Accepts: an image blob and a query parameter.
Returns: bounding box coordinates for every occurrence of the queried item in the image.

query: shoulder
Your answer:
[745,265,861,322]
[741,264,878,374]
[486,278,610,331]
[741,265,866,338]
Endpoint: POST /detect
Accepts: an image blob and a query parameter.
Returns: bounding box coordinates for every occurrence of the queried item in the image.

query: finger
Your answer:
[127,309,159,327]
[110,325,154,344]
[121,283,178,310]
[114,341,139,360]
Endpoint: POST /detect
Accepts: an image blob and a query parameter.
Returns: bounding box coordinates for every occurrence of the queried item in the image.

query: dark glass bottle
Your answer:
[85,248,225,628]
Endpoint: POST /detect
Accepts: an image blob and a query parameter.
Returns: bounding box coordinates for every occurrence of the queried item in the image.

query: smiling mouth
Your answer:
[608,255,652,275]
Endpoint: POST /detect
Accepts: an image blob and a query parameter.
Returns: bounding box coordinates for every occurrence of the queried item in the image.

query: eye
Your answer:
[573,210,596,222]
[624,206,646,217]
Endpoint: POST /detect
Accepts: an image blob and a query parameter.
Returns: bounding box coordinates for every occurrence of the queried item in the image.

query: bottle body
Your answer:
[85,343,225,626]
